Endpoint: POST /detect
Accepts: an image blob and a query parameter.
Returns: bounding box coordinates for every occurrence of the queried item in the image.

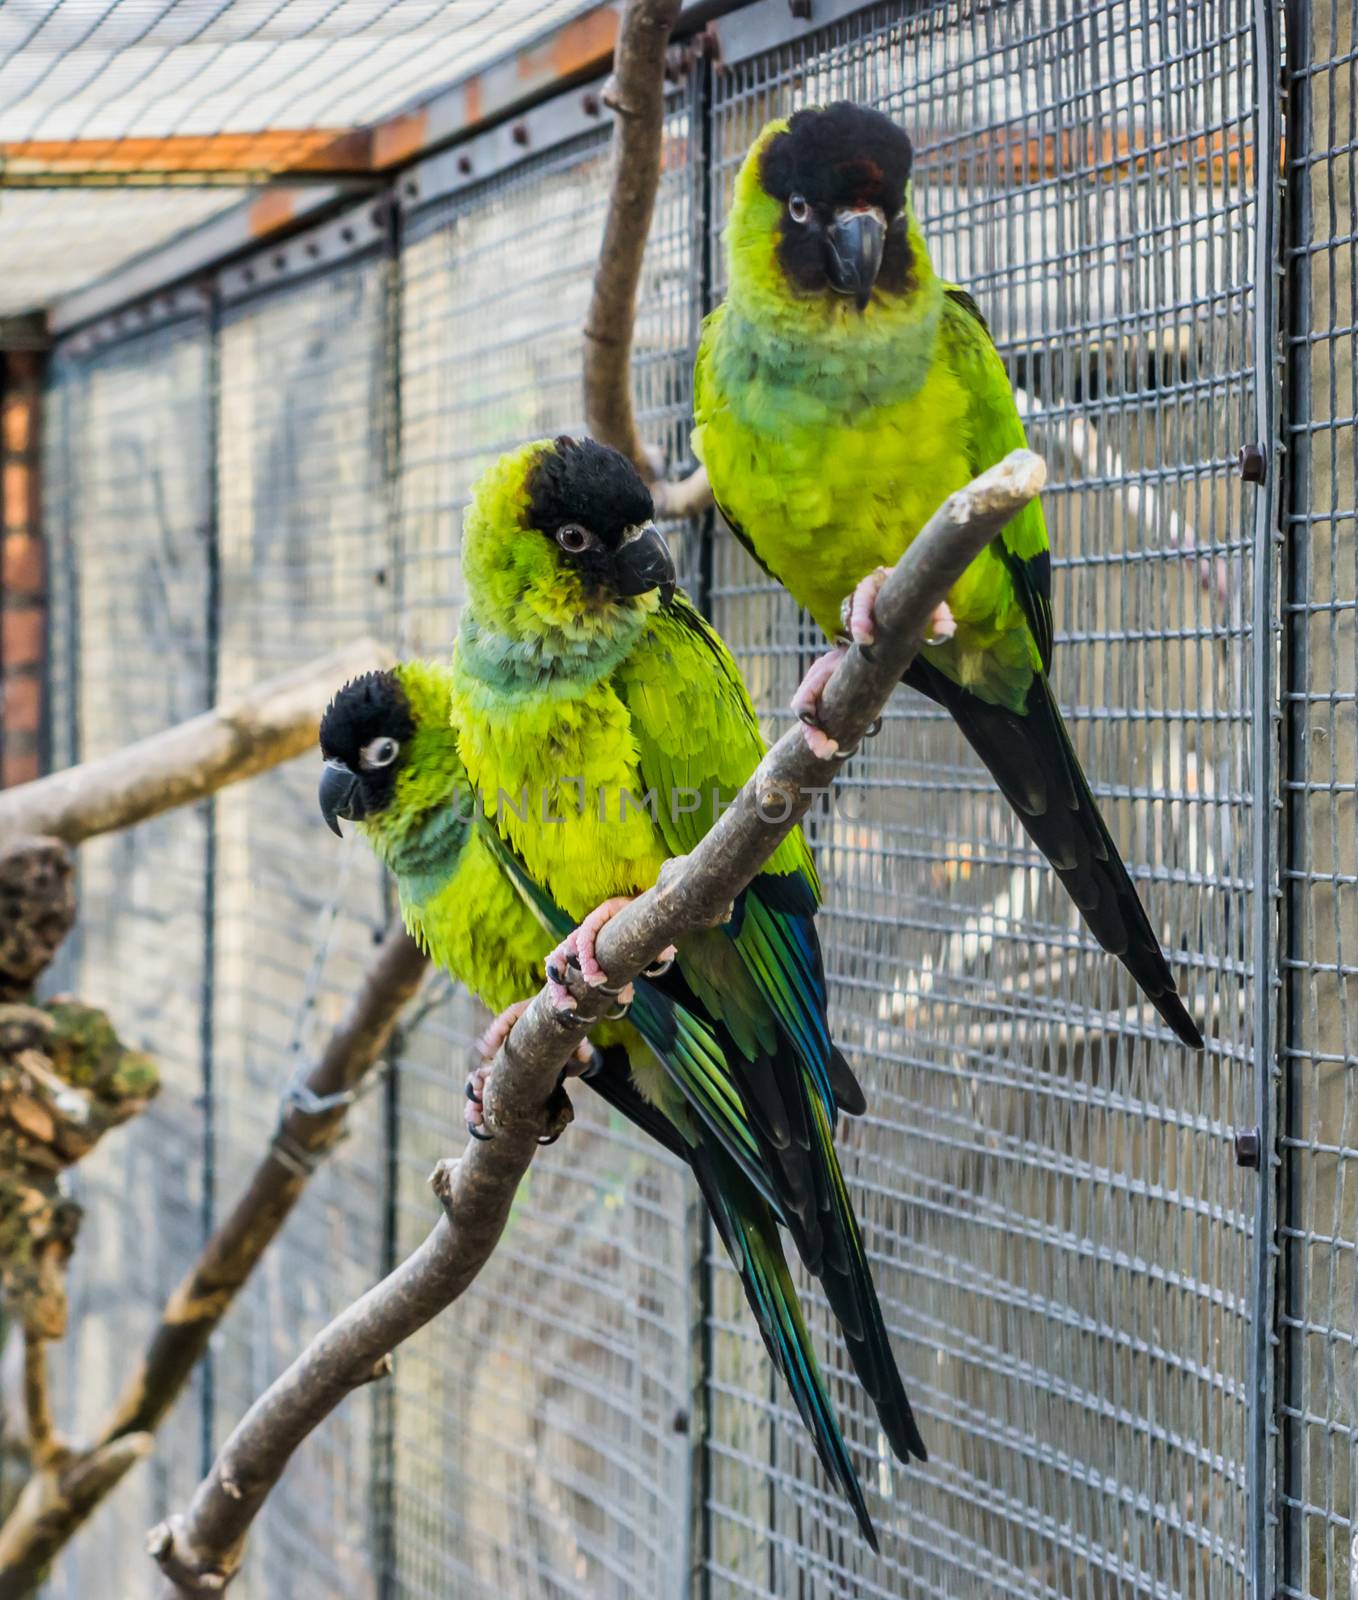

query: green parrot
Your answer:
[692,101,1202,1050]
[317,659,882,1544]
[446,434,927,1473]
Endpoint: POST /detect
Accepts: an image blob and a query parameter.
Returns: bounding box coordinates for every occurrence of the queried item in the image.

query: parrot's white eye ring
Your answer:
[556,523,594,554]
[788,194,810,224]
[361,736,399,769]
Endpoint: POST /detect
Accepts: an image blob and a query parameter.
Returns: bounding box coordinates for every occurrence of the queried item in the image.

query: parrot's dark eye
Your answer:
[788,194,810,224]
[556,523,595,554]
[360,736,399,769]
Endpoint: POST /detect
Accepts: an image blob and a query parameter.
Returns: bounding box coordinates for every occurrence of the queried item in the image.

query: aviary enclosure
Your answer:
[0,0,1353,1596]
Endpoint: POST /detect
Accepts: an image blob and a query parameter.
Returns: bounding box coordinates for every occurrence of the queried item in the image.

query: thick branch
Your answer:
[0,639,391,847]
[582,0,684,479]
[101,925,426,1444]
[0,927,426,1595]
[150,449,1046,1596]
[0,1435,153,1600]
[19,1340,52,1472]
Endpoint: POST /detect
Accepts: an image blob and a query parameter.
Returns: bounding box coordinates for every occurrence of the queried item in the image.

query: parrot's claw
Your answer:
[558,896,641,1001]
[466,1000,592,1141]
[468,1123,494,1142]
[544,947,579,1013]
[791,646,848,759]
[538,1079,576,1144]
[642,950,675,978]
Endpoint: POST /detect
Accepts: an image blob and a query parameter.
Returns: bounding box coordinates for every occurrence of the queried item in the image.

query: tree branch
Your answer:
[0,926,427,1596]
[148,449,1047,1597]
[0,638,391,848]
[101,925,426,1446]
[581,0,714,514]
[19,1339,52,1473]
[0,1435,154,1600]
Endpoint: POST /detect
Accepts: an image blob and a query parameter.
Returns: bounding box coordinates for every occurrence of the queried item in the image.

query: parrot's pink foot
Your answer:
[840,567,955,650]
[842,566,891,648]
[791,646,848,759]
[547,897,678,1007]
[466,999,593,1141]
[926,599,956,644]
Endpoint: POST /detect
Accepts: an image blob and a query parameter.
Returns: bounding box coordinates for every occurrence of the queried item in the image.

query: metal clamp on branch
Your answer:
[147,449,1046,1599]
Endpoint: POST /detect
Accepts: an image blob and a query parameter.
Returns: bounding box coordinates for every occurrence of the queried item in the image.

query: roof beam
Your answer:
[0,129,377,188]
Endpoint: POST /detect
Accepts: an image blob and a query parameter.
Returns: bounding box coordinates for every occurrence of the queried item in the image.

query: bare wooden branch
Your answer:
[101,926,426,1445]
[149,450,1047,1597]
[651,465,712,521]
[0,638,391,848]
[19,1339,53,1473]
[0,927,426,1595]
[0,1434,153,1600]
[581,0,716,515]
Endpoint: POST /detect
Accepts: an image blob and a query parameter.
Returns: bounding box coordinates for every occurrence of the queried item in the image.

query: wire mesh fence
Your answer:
[18,0,1358,1594]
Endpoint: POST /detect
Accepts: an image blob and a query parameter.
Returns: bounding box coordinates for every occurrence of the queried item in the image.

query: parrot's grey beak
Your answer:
[613,522,677,605]
[827,208,886,311]
[319,759,362,837]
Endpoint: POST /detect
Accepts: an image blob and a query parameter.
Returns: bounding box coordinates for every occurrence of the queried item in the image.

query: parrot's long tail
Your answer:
[693,1153,881,1549]
[904,658,1203,1049]
[791,1087,930,1467]
[583,1046,879,1548]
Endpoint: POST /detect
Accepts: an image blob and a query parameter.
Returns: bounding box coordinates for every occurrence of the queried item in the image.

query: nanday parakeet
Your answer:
[447,435,927,1470]
[692,102,1202,1050]
[317,659,883,1543]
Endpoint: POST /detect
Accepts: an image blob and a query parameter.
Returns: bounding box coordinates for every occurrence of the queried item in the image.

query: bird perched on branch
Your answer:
[447,435,927,1482]
[692,101,1202,1049]
[318,660,884,1544]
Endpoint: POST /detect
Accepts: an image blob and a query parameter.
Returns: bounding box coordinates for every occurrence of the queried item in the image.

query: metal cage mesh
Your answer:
[703,3,1265,1594]
[42,316,215,1589]
[28,0,1356,1595]
[1280,3,1358,1596]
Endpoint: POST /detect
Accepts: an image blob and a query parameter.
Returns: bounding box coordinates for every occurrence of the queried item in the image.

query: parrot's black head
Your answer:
[526,436,676,605]
[759,102,915,311]
[318,670,416,835]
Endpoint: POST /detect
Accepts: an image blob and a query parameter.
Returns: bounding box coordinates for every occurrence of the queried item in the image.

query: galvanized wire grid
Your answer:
[25,0,1321,1594]
[210,253,397,1600]
[41,316,214,1595]
[705,2,1263,1594]
[1279,2,1358,1595]
[389,86,702,1600]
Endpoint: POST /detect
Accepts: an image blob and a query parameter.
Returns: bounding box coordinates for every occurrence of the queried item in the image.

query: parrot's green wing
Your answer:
[617,594,842,1118]
[695,304,780,579]
[939,285,1054,670]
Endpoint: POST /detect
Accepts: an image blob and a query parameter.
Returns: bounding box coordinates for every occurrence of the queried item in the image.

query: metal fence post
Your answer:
[198,278,224,1482]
